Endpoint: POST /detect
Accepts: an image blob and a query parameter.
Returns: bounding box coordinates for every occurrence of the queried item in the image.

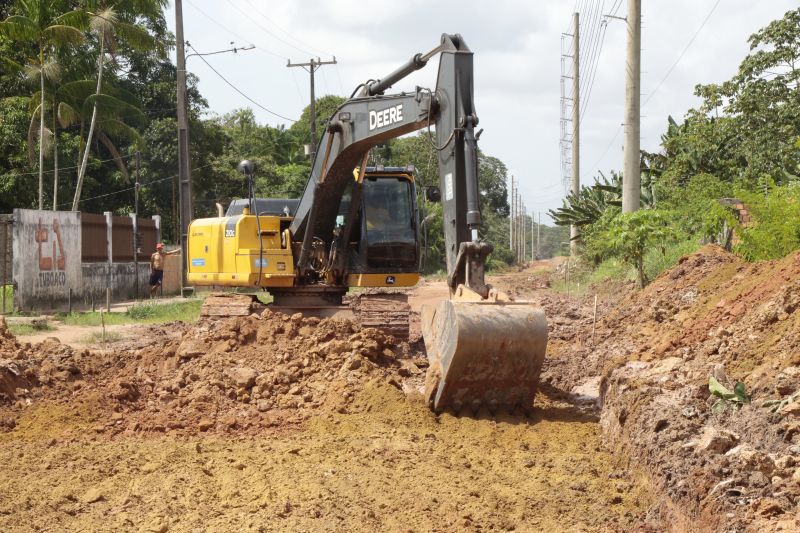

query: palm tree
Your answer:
[72,2,159,211]
[59,78,145,184]
[0,0,85,210]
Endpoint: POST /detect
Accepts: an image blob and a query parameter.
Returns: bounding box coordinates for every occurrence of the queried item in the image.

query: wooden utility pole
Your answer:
[175,0,192,295]
[623,0,641,212]
[287,57,337,158]
[537,212,541,260]
[570,11,580,256]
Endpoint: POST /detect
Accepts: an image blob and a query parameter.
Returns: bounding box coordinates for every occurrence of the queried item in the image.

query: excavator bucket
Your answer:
[421,299,548,414]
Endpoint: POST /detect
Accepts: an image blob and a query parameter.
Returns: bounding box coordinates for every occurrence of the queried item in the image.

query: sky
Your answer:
[165,0,798,221]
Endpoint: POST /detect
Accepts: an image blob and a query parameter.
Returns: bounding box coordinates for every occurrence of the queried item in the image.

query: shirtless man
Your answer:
[149,243,179,297]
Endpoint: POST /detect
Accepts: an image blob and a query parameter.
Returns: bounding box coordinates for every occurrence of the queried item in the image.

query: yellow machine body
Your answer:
[187,213,295,288]
[187,170,421,291]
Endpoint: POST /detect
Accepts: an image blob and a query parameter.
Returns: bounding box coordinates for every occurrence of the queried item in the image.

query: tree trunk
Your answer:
[637,259,646,289]
[72,39,104,211]
[52,97,58,210]
[38,46,45,211]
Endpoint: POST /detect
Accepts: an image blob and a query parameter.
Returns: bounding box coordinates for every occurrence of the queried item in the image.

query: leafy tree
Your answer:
[72,0,164,210]
[0,0,85,208]
[288,94,346,152]
[602,210,677,288]
[734,183,800,261]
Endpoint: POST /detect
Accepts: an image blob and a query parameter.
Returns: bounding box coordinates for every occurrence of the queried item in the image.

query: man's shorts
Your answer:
[149,269,164,286]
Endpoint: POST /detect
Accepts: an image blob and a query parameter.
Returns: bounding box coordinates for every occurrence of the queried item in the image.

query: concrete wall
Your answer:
[13,209,82,311]
[11,209,176,312]
[81,262,152,305]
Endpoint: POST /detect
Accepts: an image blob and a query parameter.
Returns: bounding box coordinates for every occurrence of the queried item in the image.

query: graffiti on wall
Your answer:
[35,218,68,288]
[13,209,82,311]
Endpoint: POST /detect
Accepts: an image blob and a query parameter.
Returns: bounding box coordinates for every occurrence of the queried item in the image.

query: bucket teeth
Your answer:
[470,399,482,415]
[421,299,548,416]
[452,400,463,414]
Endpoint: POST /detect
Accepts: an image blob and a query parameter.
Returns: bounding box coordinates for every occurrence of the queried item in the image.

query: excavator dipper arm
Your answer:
[289,34,547,414]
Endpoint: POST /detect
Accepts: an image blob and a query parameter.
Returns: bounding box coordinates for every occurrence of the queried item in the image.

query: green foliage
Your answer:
[762,389,800,413]
[656,173,733,235]
[709,376,751,413]
[643,238,701,283]
[579,207,620,265]
[288,94,346,148]
[602,210,678,288]
[548,172,622,229]
[60,299,201,325]
[574,9,800,284]
[8,318,53,336]
[734,184,800,261]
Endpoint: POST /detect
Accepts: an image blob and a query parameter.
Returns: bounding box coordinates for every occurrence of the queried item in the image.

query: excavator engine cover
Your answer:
[422,299,547,414]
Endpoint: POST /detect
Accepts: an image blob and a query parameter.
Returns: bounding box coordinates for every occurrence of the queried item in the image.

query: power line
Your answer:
[643,0,722,106]
[581,18,608,122]
[1,153,135,179]
[55,162,216,208]
[224,0,315,59]
[184,0,285,61]
[187,43,296,123]
[237,0,325,59]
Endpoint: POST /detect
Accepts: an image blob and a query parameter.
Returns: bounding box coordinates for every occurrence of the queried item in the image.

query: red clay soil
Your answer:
[544,245,800,532]
[1,309,420,437]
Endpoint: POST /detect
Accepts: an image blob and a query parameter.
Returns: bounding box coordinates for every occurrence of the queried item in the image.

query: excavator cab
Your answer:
[343,167,420,283]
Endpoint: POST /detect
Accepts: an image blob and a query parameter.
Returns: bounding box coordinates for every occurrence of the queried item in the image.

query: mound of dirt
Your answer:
[545,245,800,531]
[11,309,421,436]
[0,317,87,413]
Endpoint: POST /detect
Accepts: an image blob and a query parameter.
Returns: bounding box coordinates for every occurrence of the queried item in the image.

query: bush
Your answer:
[603,210,678,288]
[734,184,800,261]
[643,238,702,282]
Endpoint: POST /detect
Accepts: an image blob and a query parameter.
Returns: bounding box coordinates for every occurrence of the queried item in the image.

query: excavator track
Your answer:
[200,291,410,340]
[200,293,265,317]
[356,293,411,340]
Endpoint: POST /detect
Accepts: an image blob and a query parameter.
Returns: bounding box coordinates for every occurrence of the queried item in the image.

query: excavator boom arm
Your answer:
[289,34,484,292]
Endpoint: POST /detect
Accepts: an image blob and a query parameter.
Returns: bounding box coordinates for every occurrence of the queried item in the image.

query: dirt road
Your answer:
[0,266,658,532]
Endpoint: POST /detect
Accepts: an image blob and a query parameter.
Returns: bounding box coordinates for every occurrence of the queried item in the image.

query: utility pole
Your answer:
[287,57,337,158]
[509,176,514,251]
[531,211,534,261]
[623,0,641,212]
[570,11,580,256]
[175,0,192,296]
[133,151,140,300]
[515,191,521,263]
[520,202,528,265]
[537,212,541,260]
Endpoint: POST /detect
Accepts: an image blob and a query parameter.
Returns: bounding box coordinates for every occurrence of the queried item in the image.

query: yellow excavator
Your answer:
[187,34,548,414]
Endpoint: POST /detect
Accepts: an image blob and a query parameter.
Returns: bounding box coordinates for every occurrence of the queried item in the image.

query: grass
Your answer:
[8,320,55,336]
[551,239,703,295]
[643,239,702,282]
[59,299,203,326]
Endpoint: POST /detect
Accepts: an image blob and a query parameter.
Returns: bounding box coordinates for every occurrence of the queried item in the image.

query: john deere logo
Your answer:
[386,276,396,285]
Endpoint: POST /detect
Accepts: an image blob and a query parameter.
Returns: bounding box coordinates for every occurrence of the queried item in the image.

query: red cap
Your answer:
[156,243,164,249]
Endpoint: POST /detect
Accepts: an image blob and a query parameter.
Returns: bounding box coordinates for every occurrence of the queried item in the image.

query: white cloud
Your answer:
[168,0,798,218]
